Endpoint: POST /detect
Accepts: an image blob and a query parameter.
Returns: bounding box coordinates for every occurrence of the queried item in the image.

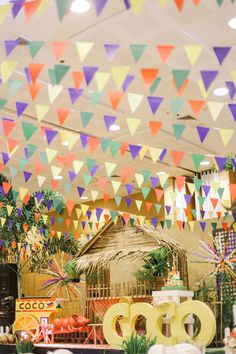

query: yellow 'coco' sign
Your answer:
[103,300,216,348]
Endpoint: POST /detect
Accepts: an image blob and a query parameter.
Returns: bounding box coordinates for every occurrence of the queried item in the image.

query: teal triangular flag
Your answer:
[40,152,48,165]
[149,77,161,94]
[198,195,205,208]
[54,64,70,84]
[110,210,117,222]
[141,187,150,199]
[172,69,190,89]
[27,144,37,158]
[101,138,110,152]
[12,189,19,201]
[155,204,162,213]
[29,41,44,58]
[141,169,151,183]
[88,90,103,107]
[169,98,184,116]
[0,99,7,108]
[172,123,186,140]
[86,158,96,170]
[7,80,22,96]
[193,178,202,191]
[10,167,18,179]
[64,182,72,193]
[109,141,121,157]
[18,157,28,170]
[217,187,224,199]
[191,154,205,170]
[48,69,57,86]
[165,219,172,229]
[115,196,122,206]
[22,122,37,141]
[80,111,93,128]
[83,174,92,186]
[56,0,69,21]
[191,209,197,218]
[130,44,146,62]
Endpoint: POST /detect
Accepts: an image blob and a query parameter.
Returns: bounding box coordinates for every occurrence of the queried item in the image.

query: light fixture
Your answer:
[200,161,211,166]
[228,17,236,29]
[0,0,11,4]
[81,196,88,200]
[54,175,63,180]
[70,0,91,13]
[156,171,166,175]
[62,141,69,146]
[109,124,120,131]
[213,87,229,96]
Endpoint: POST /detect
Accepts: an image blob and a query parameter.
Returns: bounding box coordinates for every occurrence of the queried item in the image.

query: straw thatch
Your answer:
[76,216,186,273]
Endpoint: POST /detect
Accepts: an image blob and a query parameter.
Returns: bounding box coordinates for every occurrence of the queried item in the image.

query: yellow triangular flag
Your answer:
[57,231,61,240]
[73,220,78,229]
[19,187,28,200]
[198,79,209,99]
[111,66,130,90]
[139,145,148,160]
[135,173,144,188]
[184,45,203,66]
[211,181,220,194]
[135,200,142,211]
[169,191,177,203]
[104,162,116,177]
[111,180,121,194]
[75,208,82,219]
[149,147,162,163]
[42,214,48,224]
[67,132,79,150]
[219,128,234,147]
[126,117,141,136]
[138,215,146,225]
[51,165,62,179]
[222,199,230,208]
[81,204,89,216]
[130,0,145,14]
[6,205,13,216]
[1,217,6,227]
[46,148,57,163]
[37,175,46,187]
[73,160,84,174]
[35,104,49,122]
[48,84,63,103]
[0,4,11,24]
[231,70,236,85]
[1,61,17,83]
[37,0,49,15]
[207,101,224,121]
[90,190,99,201]
[95,72,111,91]
[76,42,94,62]
[188,221,195,232]
[187,183,195,196]
[159,173,169,188]
[127,93,143,113]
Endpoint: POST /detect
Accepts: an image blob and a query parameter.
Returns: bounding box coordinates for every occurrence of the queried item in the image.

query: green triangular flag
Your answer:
[29,41,44,58]
[53,197,62,212]
[169,98,184,116]
[83,174,92,186]
[80,111,93,128]
[130,218,135,226]
[191,154,205,170]
[155,203,162,213]
[193,178,202,191]
[54,64,70,84]
[165,219,172,229]
[149,77,161,94]
[18,157,28,170]
[115,196,122,206]
[56,0,69,21]
[22,122,37,141]
[211,222,217,231]
[172,123,186,140]
[217,187,224,199]
[27,144,37,158]
[88,222,93,230]
[26,210,32,220]
[216,0,224,5]
[40,152,48,165]
[172,69,190,89]
[130,44,146,62]
[48,69,57,86]
[162,180,169,190]
[88,90,103,107]
[0,98,7,108]
[12,189,19,201]
[197,195,205,208]
[86,158,96,170]
[110,210,117,222]
[58,217,63,226]
[191,209,197,218]
[64,182,72,193]
[160,221,165,229]
[109,141,121,157]
[141,187,150,199]
[141,169,151,183]
[10,167,17,179]
[7,80,22,96]
[101,138,110,152]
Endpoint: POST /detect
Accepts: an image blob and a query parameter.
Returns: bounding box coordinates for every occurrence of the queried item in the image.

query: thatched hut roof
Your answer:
[76,216,186,272]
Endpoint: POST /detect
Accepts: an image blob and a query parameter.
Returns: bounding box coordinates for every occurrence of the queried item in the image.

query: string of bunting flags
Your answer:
[0,0,235,23]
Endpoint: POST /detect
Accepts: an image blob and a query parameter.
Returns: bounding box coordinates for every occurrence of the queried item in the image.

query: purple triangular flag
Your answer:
[122,75,135,92]
[87,210,92,220]
[12,1,23,18]
[232,159,236,171]
[200,210,205,219]
[151,217,158,228]
[225,81,236,99]
[232,212,236,221]
[96,208,103,220]
[51,216,56,225]
[123,0,131,9]
[196,126,210,143]
[159,149,167,162]
[17,208,22,217]
[4,40,19,56]
[104,44,120,61]
[23,171,32,182]
[199,221,206,232]
[147,96,163,114]
[126,184,134,195]
[0,240,2,247]
[8,220,14,230]
[202,185,211,197]
[93,0,108,15]
[83,66,98,85]
[150,176,159,188]
[68,171,77,182]
[228,103,236,122]
[125,198,132,208]
[200,70,218,91]
[46,200,52,211]
[45,128,58,145]
[2,152,9,165]
[81,221,86,229]
[0,186,5,197]
[104,115,116,131]
[16,102,28,117]
[77,186,85,197]
[24,148,29,161]
[80,134,88,148]
[213,47,231,65]
[184,194,192,205]
[129,144,142,160]
[35,191,43,203]
[215,156,227,171]
[90,164,98,176]
[24,67,31,83]
[165,205,171,215]
[68,88,83,104]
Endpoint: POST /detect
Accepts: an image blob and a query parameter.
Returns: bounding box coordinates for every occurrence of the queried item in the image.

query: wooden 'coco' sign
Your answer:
[103,300,216,348]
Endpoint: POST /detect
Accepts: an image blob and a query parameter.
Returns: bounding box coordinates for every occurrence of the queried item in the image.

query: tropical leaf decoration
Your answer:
[122,332,156,354]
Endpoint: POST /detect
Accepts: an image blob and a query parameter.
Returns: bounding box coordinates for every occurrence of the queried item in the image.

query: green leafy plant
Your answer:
[15,331,35,354]
[122,333,156,354]
[64,259,82,281]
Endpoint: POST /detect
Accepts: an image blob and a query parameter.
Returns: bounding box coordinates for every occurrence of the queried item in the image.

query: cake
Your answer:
[161,264,187,290]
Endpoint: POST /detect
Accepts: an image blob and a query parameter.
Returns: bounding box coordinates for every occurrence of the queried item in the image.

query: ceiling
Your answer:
[0,0,235,202]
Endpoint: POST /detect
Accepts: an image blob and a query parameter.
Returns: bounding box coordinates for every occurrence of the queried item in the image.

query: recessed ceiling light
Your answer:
[213,87,229,96]
[228,17,236,29]
[156,171,166,175]
[62,141,69,146]
[54,175,63,180]
[70,0,91,13]
[109,124,120,131]
[200,161,211,166]
[81,196,88,200]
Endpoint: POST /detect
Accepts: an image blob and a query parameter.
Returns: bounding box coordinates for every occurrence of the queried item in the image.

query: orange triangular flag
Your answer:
[72,71,84,89]
[28,63,44,82]
[156,45,175,62]
[216,211,222,219]
[104,214,110,223]
[98,177,107,189]
[192,0,200,4]
[188,100,205,115]
[95,222,100,230]
[23,194,30,205]
[120,167,134,183]
[123,212,130,224]
[28,82,42,100]
[222,222,228,231]
[7,139,18,153]
[51,179,59,190]
[50,230,56,238]
[175,175,186,192]
[171,150,185,166]
[34,212,40,221]
[176,220,183,230]
[173,79,189,95]
[2,182,12,194]
[3,120,16,137]
[23,0,40,20]
[52,42,69,60]
[88,137,100,153]
[67,200,75,216]
[149,121,162,136]
[145,202,152,211]
[57,108,70,125]
[103,193,110,203]
[175,0,184,11]
[230,184,236,201]
[210,198,218,209]
[154,189,164,202]
[108,92,124,110]
[66,219,71,228]
[140,68,159,88]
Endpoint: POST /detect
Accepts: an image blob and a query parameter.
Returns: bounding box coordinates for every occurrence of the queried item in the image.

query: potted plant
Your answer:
[122,332,156,354]
[15,331,35,354]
